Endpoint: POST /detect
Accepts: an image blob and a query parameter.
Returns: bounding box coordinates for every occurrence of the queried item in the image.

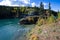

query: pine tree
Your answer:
[49,2,51,10]
[34,6,39,15]
[48,2,51,14]
[39,2,44,15]
[58,10,59,13]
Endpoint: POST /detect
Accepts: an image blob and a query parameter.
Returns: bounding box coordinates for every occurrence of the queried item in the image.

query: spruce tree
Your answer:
[48,2,51,14]
[49,2,51,10]
[34,6,39,15]
[40,2,44,15]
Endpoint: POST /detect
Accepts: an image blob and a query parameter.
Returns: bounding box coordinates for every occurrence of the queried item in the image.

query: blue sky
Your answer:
[0,0,60,11]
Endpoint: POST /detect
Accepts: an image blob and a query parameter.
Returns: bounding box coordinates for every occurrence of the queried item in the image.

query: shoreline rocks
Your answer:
[19,16,39,25]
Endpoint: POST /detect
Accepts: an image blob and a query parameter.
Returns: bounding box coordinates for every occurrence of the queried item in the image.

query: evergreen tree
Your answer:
[58,10,59,13]
[34,6,39,15]
[48,2,51,14]
[49,2,51,10]
[39,2,44,15]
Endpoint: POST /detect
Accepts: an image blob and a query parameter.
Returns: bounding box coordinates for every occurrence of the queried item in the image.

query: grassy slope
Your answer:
[27,21,60,40]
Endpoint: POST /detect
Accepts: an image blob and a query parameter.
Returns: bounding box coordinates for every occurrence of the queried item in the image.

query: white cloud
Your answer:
[19,0,30,4]
[0,0,19,6]
[31,2,36,7]
[43,2,48,6]
[10,0,17,1]
[0,0,30,6]
[31,2,40,7]
[31,2,48,7]
[0,0,48,7]
[0,0,11,6]
[43,2,48,9]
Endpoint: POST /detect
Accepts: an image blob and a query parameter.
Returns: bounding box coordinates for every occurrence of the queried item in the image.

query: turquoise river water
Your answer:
[0,18,35,40]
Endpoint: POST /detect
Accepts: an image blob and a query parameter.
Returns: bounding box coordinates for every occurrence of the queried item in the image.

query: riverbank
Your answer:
[27,21,60,40]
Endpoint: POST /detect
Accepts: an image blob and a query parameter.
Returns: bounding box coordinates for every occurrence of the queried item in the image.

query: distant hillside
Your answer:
[44,9,57,16]
[0,5,57,19]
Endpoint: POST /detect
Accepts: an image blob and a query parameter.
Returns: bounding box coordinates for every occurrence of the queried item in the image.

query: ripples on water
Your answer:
[0,18,35,40]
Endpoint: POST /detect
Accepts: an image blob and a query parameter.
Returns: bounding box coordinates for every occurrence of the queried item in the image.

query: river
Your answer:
[0,18,35,40]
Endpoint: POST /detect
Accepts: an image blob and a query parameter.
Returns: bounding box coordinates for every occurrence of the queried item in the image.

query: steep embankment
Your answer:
[27,21,60,40]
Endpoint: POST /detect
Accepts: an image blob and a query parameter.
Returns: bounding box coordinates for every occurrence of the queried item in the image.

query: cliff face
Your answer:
[27,22,60,40]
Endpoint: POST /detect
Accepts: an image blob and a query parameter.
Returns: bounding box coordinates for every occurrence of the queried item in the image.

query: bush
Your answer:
[58,12,60,20]
[36,14,56,26]
[36,18,45,26]
[46,14,55,24]
[29,34,39,40]
[38,29,42,34]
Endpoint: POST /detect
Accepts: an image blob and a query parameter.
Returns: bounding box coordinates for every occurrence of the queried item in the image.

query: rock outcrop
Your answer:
[19,16,40,25]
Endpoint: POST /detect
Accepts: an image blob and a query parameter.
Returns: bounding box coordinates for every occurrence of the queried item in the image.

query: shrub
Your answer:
[46,14,55,24]
[29,34,39,40]
[36,18,45,26]
[58,12,60,20]
[38,29,42,34]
